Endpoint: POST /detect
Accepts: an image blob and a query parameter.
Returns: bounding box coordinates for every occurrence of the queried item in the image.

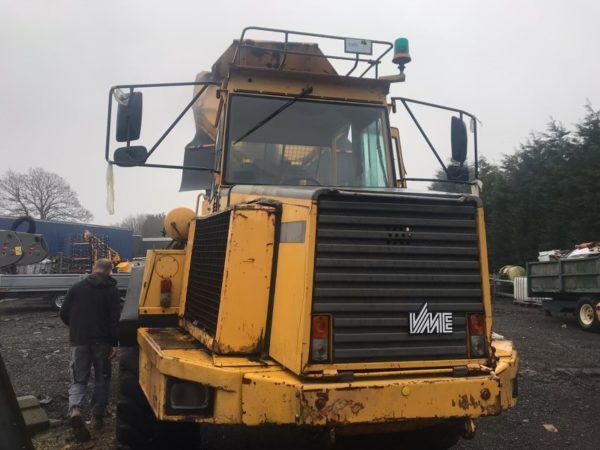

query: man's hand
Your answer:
[109,347,118,360]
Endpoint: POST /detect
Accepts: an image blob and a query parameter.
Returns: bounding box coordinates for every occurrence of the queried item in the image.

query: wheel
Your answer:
[48,292,66,311]
[116,347,201,450]
[575,297,600,332]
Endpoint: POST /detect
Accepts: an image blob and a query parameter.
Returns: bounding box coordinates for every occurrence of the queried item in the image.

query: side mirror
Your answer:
[116,91,143,142]
[446,165,469,182]
[114,146,148,166]
[450,116,467,164]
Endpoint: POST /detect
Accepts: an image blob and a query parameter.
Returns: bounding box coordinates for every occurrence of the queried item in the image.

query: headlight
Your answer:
[167,378,213,415]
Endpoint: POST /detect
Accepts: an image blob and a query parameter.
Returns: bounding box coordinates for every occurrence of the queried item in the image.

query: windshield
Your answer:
[225,95,393,187]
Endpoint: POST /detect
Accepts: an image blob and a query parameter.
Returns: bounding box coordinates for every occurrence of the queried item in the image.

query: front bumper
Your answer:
[138,328,518,426]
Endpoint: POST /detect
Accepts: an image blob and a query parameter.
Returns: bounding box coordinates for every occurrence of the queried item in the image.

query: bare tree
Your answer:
[0,168,93,222]
[116,214,147,235]
[115,213,165,237]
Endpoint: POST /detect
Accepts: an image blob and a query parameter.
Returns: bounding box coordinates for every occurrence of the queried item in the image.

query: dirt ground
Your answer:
[1,296,599,450]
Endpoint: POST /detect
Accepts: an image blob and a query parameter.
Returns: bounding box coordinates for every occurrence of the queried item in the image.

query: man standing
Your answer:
[60,258,120,441]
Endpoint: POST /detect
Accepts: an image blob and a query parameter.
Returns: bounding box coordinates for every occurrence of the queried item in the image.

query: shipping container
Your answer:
[0,216,133,260]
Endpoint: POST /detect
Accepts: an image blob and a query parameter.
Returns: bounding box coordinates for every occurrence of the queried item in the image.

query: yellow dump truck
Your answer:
[107,27,518,450]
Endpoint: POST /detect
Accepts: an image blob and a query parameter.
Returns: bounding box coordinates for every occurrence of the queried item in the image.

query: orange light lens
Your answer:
[312,315,330,339]
[468,313,485,336]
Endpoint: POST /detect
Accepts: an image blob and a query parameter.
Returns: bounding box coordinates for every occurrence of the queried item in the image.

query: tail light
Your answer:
[311,315,330,362]
[468,313,486,357]
[160,279,172,308]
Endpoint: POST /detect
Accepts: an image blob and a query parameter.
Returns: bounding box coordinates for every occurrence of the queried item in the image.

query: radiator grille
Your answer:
[313,193,483,363]
[184,211,231,335]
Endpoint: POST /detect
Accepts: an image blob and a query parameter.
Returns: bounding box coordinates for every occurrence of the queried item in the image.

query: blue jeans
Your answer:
[68,344,112,417]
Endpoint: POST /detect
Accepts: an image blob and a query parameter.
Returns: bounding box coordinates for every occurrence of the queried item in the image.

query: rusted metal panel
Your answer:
[137,326,517,427]
[215,205,276,353]
[138,249,186,315]
[241,347,517,426]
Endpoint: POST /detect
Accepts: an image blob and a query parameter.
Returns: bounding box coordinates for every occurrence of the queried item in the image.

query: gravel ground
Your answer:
[1,296,599,449]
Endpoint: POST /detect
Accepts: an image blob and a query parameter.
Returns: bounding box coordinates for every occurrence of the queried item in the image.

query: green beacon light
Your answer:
[392,38,411,72]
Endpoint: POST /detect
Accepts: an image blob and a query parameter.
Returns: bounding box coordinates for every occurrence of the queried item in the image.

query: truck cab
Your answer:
[109,27,518,450]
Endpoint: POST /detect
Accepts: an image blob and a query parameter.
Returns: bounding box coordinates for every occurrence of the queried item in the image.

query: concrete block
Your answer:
[17,395,49,435]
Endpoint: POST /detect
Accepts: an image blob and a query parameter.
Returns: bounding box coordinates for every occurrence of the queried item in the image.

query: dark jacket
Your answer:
[60,272,121,346]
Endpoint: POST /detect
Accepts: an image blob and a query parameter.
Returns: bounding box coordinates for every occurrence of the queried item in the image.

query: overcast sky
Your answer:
[1,0,598,225]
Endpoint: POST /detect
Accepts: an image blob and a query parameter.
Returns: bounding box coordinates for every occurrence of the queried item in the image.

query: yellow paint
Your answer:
[476,208,494,339]
[137,326,518,426]
[214,205,276,353]
[179,204,276,354]
[138,250,186,314]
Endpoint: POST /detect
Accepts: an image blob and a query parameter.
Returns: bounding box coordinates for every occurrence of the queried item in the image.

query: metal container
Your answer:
[0,216,133,259]
[528,256,600,296]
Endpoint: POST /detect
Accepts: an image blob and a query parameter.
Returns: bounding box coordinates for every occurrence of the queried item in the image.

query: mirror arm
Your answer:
[146,84,210,160]
[473,119,479,179]
[400,99,449,177]
[392,96,480,179]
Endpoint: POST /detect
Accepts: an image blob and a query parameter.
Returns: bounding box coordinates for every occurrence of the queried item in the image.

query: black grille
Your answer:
[184,211,231,335]
[313,193,483,363]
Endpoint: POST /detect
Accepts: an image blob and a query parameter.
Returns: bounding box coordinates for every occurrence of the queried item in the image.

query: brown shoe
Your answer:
[91,415,104,431]
[69,407,91,442]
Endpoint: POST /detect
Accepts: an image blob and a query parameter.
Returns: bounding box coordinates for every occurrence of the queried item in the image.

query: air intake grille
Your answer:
[313,193,483,363]
[184,211,231,335]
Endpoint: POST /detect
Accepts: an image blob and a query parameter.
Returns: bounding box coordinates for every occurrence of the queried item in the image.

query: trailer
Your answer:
[527,256,600,331]
[0,273,130,310]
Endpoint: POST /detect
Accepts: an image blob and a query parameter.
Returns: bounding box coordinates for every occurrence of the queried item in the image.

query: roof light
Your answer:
[392,37,411,69]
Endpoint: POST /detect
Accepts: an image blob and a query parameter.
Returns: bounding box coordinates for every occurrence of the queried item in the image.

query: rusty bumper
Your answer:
[138,328,518,426]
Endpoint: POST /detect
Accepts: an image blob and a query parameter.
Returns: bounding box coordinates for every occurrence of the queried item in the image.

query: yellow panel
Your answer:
[266,203,313,374]
[138,249,186,314]
[137,327,517,426]
[241,347,518,426]
[213,205,276,353]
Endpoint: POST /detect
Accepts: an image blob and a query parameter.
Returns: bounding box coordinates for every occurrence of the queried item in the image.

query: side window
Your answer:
[390,126,406,187]
[359,119,388,187]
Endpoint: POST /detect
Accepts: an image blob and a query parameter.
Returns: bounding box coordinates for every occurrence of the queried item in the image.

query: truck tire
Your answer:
[116,347,201,450]
[47,292,66,311]
[575,297,600,332]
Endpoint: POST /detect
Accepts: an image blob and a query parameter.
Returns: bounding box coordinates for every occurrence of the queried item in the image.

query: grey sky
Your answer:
[1,0,598,225]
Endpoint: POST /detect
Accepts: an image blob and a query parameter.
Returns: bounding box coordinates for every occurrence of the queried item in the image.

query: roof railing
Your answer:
[232,26,394,79]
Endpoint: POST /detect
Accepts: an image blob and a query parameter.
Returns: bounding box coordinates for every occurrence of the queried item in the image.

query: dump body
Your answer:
[528,257,600,330]
[528,256,600,298]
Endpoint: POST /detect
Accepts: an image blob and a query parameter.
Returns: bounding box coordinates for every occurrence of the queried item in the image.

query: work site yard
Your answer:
[1,296,599,450]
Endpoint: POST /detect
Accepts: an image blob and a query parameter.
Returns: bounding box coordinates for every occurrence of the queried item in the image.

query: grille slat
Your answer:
[313,193,483,363]
[313,302,484,313]
[184,211,231,335]
[315,273,481,283]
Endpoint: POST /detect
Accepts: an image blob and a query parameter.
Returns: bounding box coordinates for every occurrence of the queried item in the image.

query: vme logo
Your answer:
[409,302,453,335]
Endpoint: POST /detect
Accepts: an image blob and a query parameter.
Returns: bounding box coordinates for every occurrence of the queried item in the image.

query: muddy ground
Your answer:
[1,296,599,450]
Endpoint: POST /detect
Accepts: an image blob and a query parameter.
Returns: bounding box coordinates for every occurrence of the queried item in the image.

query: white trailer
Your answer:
[0,273,130,310]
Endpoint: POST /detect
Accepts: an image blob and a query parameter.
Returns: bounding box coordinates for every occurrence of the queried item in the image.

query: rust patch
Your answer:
[458,395,471,410]
[315,392,329,410]
[351,402,364,415]
[300,392,366,425]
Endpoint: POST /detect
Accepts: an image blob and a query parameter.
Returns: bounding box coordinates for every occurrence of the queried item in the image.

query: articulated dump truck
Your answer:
[107,27,518,450]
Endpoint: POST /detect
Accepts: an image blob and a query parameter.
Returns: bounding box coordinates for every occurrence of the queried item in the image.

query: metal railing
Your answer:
[232,26,394,79]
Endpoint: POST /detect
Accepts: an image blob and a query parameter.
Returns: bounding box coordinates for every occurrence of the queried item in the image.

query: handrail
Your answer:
[232,26,393,79]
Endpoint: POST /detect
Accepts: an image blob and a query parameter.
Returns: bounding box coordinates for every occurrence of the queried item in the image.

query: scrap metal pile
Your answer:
[0,217,48,271]
[538,241,600,261]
